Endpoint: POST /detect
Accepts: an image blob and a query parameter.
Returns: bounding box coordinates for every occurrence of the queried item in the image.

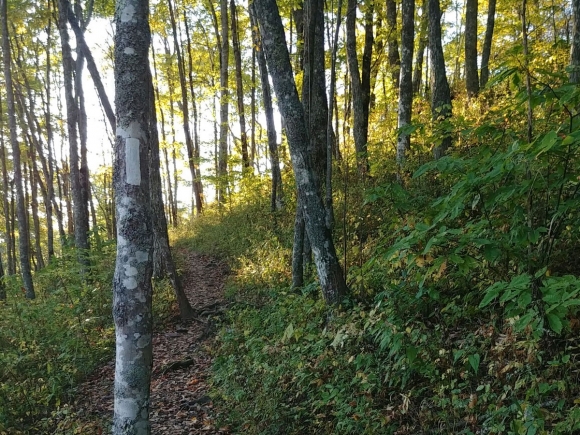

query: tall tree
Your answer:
[218,0,230,205]
[571,0,580,83]
[464,0,479,96]
[1,0,34,299]
[386,0,400,87]
[412,0,428,95]
[429,0,452,159]
[148,77,195,320]
[0,97,15,276]
[346,0,372,172]
[167,0,203,215]
[249,6,283,211]
[396,0,414,163]
[231,0,250,170]
[480,0,496,88]
[112,0,154,431]
[57,0,90,260]
[252,0,349,304]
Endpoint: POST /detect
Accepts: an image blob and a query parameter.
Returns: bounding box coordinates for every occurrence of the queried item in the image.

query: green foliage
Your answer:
[203,68,580,433]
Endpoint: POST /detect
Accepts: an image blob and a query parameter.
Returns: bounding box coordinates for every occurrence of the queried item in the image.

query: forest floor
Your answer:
[56,250,231,434]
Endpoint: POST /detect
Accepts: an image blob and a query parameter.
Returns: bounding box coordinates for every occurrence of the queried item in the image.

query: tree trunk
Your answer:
[0,253,5,300]
[480,0,496,87]
[249,7,283,211]
[464,0,479,97]
[183,12,204,214]
[346,0,371,173]
[149,77,196,320]
[167,0,203,216]
[429,0,452,159]
[0,96,15,276]
[57,0,90,259]
[1,0,34,298]
[253,0,348,304]
[396,0,415,164]
[571,0,580,83]
[230,0,250,171]
[412,0,428,95]
[218,0,229,205]
[386,0,400,88]
[112,0,154,431]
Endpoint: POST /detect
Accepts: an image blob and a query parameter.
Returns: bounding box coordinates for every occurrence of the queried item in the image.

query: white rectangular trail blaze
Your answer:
[125,138,141,185]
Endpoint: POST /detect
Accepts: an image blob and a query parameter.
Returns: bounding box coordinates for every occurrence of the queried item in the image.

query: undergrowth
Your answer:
[0,242,177,434]
[202,71,580,434]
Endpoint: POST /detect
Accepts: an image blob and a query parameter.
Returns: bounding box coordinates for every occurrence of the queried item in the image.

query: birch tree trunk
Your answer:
[1,0,35,298]
[112,0,154,431]
[253,0,348,304]
[396,0,415,164]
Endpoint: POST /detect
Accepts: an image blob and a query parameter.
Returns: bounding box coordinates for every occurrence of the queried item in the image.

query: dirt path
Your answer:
[61,250,231,434]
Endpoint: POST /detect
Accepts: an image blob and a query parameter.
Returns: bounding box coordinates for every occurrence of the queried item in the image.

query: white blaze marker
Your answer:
[125,138,141,185]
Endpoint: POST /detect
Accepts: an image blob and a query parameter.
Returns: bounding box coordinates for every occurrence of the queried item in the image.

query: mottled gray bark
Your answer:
[412,0,428,95]
[464,0,479,97]
[253,0,348,304]
[1,0,34,298]
[429,0,452,159]
[218,0,229,205]
[112,0,154,432]
[571,0,580,83]
[386,0,400,87]
[249,6,283,211]
[480,0,496,88]
[396,0,414,164]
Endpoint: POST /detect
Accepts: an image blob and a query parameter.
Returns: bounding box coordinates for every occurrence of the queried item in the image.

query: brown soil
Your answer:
[60,250,231,434]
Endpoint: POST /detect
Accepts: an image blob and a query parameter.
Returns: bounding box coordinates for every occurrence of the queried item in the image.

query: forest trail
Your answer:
[61,250,231,434]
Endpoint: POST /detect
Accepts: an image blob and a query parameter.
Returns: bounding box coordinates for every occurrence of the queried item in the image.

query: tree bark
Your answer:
[429,0,452,159]
[183,12,204,214]
[0,95,15,276]
[346,0,371,173]
[412,0,428,95]
[218,0,229,205]
[149,77,196,320]
[230,0,250,171]
[167,0,203,216]
[57,0,90,260]
[464,0,479,97]
[1,0,35,298]
[112,0,154,432]
[253,0,348,304]
[396,0,414,164]
[386,0,400,87]
[570,0,580,83]
[480,0,496,87]
[249,6,283,211]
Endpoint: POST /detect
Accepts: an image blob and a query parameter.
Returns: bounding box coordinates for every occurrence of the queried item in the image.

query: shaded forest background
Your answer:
[1,0,580,432]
